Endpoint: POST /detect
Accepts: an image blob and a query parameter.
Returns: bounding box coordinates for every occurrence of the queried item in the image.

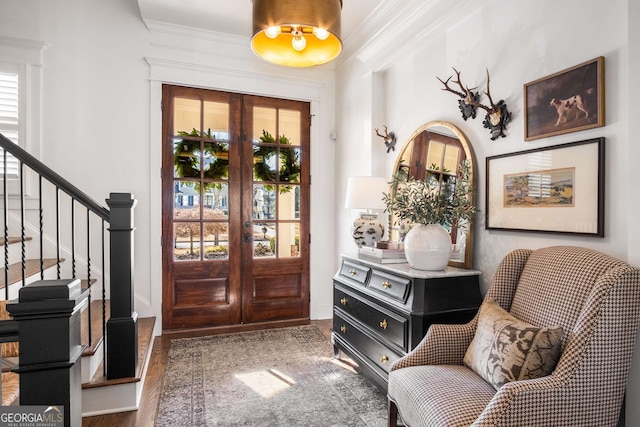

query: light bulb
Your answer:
[313,28,329,40]
[265,26,281,39]
[292,35,306,51]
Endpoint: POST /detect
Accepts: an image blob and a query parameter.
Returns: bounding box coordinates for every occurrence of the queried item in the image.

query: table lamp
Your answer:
[344,176,388,247]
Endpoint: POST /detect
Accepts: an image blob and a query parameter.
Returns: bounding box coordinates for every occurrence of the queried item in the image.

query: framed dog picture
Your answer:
[524,57,605,141]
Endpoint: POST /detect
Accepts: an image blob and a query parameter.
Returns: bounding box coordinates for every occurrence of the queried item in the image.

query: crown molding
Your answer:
[341,0,490,68]
[144,19,248,48]
[0,36,48,65]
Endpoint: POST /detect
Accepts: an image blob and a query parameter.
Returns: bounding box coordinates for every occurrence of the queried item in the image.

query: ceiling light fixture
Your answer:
[251,0,343,67]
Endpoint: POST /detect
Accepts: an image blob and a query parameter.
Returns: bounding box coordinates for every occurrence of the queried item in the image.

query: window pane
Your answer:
[0,73,19,126]
[443,145,461,175]
[253,222,275,258]
[203,221,229,260]
[253,107,276,143]
[174,181,200,219]
[203,101,229,140]
[279,223,300,258]
[174,222,201,261]
[253,185,276,220]
[204,140,229,180]
[174,138,201,178]
[174,98,200,136]
[253,144,276,182]
[278,186,299,220]
[203,183,228,219]
[279,109,301,146]
[279,147,300,183]
[426,141,444,171]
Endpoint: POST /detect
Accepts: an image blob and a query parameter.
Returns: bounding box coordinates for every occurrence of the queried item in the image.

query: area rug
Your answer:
[155,325,387,426]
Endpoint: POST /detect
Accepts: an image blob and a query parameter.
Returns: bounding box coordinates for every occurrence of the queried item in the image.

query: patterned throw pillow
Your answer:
[463,298,563,390]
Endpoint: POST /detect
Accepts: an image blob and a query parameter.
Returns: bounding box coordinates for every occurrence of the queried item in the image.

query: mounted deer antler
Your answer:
[436,68,480,120]
[375,125,396,153]
[465,69,512,140]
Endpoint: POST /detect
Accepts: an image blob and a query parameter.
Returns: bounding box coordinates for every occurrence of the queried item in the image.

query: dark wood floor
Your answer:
[81,319,333,427]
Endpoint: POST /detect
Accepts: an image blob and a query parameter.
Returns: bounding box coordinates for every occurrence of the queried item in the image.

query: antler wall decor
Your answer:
[437,68,512,140]
[436,67,480,121]
[375,125,396,153]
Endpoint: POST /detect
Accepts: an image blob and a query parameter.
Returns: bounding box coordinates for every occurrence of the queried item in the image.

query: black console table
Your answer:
[332,254,482,391]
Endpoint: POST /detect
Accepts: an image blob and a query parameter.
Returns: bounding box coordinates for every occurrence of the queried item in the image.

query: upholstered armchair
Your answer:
[388,246,640,427]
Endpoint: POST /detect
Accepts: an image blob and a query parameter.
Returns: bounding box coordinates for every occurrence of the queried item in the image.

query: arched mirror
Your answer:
[391,121,477,269]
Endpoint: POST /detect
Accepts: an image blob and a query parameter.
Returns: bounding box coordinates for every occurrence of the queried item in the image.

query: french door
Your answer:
[161,85,310,331]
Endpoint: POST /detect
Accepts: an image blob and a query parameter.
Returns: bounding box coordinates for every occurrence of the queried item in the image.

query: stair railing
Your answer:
[0,132,137,381]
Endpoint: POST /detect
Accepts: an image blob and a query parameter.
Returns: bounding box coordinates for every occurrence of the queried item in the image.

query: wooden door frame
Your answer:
[161,86,311,333]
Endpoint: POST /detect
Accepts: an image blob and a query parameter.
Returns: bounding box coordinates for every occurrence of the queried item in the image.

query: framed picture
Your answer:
[524,57,605,141]
[486,138,604,236]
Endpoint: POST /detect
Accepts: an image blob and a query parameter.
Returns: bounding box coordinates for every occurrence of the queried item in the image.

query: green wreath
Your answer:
[253,130,301,193]
[174,128,229,180]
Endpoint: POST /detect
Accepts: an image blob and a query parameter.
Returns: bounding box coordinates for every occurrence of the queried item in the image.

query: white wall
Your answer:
[336,0,637,423]
[625,0,640,423]
[0,0,338,329]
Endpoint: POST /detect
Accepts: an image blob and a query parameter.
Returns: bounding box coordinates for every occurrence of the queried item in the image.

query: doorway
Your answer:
[161,85,310,331]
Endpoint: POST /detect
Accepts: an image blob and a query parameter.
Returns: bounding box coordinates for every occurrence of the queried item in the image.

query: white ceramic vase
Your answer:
[403,223,452,270]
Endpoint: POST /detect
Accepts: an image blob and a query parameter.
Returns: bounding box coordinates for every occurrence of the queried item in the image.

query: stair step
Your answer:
[0,237,32,246]
[83,316,155,388]
[0,258,62,289]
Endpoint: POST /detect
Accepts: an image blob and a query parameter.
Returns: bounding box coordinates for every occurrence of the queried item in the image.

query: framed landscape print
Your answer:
[486,138,604,236]
[524,57,605,141]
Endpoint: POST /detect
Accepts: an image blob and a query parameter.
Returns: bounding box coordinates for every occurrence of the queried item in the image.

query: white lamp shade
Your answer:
[344,176,389,210]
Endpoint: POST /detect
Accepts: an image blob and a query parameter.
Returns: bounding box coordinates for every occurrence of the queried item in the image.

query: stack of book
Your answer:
[358,246,407,264]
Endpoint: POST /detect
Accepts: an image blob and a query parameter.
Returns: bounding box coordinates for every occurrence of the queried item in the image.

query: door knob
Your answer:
[244,233,252,243]
[244,221,251,228]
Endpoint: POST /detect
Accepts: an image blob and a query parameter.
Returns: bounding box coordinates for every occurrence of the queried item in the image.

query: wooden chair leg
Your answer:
[388,398,398,427]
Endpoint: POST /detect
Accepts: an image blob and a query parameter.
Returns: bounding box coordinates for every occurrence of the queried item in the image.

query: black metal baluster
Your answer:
[71,199,76,279]
[56,187,61,279]
[3,151,8,300]
[19,161,25,286]
[102,218,106,377]
[39,175,44,280]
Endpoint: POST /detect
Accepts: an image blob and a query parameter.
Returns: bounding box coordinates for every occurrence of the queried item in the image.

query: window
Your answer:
[0,36,46,192]
[0,68,20,178]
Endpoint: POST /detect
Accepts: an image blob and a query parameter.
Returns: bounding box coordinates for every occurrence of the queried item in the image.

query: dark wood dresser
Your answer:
[332,254,482,391]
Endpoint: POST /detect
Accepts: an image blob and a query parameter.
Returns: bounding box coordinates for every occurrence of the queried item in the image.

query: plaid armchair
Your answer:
[388,246,640,427]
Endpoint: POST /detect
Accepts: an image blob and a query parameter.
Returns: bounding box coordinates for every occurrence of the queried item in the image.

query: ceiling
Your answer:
[136,0,385,41]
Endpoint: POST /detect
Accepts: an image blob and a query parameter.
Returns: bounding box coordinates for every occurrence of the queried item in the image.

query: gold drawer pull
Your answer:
[340,325,347,333]
[380,319,388,330]
[340,297,347,305]
[382,280,390,289]
[349,269,356,276]
[381,355,389,364]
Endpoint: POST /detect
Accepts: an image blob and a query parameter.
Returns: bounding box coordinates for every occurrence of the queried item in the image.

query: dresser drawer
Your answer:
[333,312,402,373]
[338,260,370,286]
[368,270,410,303]
[334,286,407,350]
